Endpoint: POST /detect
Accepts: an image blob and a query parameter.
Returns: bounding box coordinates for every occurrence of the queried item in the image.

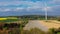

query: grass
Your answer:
[0,18,7,20]
[57,32,60,34]
[0,17,18,23]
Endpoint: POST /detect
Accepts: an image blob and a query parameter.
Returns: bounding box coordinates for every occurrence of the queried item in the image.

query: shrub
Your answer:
[57,17,60,21]
[21,28,45,34]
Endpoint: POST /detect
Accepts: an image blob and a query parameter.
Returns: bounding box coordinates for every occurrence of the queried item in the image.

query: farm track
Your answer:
[24,20,60,31]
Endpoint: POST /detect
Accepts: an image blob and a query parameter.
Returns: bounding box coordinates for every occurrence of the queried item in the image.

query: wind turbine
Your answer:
[44,2,49,21]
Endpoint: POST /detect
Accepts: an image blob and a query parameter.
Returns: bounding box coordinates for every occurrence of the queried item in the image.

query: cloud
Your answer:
[0,0,60,12]
[51,5,60,12]
[0,8,11,12]
[0,1,45,12]
[0,0,60,16]
[46,0,60,6]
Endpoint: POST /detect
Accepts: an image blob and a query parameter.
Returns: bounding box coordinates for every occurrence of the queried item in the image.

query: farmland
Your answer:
[0,15,59,34]
[0,18,7,20]
[0,17,18,23]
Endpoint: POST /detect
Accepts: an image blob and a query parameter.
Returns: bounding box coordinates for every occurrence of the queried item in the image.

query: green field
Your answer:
[0,17,18,22]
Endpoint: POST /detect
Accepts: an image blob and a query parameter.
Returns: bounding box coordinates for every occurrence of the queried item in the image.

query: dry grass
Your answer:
[40,20,60,29]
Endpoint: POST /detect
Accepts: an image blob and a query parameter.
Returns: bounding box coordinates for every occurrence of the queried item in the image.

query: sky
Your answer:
[0,0,60,16]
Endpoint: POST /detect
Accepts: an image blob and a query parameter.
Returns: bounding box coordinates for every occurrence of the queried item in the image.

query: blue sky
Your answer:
[0,0,60,16]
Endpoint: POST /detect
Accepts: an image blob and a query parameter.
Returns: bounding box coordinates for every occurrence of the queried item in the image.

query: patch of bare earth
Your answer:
[24,20,60,31]
[40,20,60,29]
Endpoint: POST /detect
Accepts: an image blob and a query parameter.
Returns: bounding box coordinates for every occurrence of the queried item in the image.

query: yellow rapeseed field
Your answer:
[0,18,7,20]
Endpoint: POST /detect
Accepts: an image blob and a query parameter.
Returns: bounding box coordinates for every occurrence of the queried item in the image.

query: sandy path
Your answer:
[24,20,48,31]
[23,20,60,31]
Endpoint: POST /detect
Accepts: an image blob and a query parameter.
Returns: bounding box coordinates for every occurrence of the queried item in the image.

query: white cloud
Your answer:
[0,1,44,7]
[16,7,24,10]
[0,1,45,12]
[0,0,60,12]
[47,0,60,6]
[0,8,11,12]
